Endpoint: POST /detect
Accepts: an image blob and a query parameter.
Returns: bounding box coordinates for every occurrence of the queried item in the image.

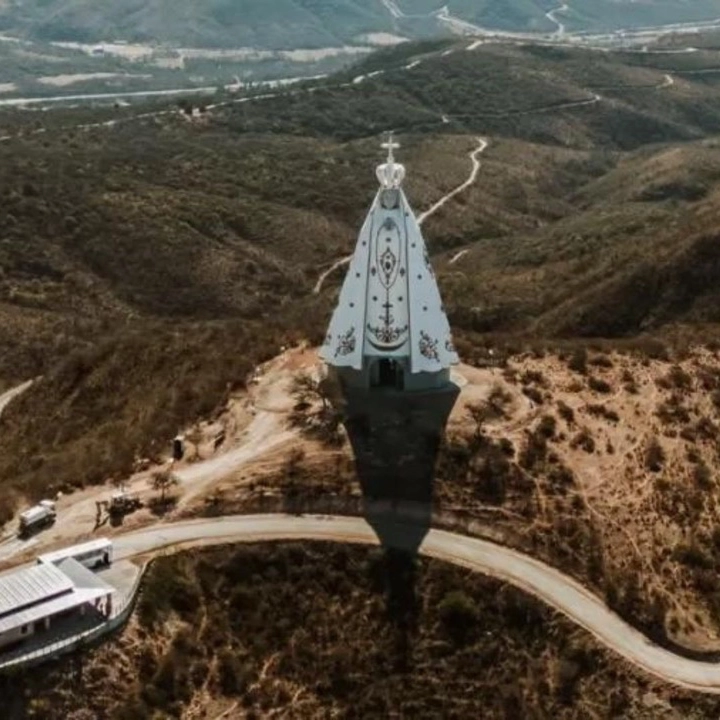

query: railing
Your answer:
[0,561,147,673]
[0,501,502,673]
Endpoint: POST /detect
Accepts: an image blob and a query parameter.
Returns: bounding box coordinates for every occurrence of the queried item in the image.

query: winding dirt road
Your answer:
[0,356,298,563]
[111,513,720,695]
[417,137,488,225]
[314,137,489,294]
[0,380,33,417]
[546,3,569,36]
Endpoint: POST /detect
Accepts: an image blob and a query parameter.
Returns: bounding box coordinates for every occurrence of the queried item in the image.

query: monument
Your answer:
[320,134,459,392]
[320,135,460,554]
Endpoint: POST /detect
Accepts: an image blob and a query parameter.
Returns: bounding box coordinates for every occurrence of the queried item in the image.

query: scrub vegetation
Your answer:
[5,542,720,719]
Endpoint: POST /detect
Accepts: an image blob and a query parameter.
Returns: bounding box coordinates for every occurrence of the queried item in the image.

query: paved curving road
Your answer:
[0,74,328,108]
[113,513,720,694]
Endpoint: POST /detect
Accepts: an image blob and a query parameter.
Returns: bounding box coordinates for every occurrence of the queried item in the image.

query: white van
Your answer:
[37,538,113,570]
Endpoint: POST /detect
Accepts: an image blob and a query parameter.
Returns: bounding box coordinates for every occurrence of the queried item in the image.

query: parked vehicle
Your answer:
[108,491,143,517]
[38,538,113,569]
[18,500,56,538]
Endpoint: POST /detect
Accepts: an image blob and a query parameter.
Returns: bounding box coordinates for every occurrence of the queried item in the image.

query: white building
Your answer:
[0,557,114,650]
[320,135,459,392]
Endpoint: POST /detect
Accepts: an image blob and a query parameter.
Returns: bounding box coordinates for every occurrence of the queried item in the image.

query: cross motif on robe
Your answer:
[382,300,394,326]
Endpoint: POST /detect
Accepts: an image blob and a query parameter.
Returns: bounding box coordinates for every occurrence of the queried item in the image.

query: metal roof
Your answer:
[0,564,73,618]
[55,559,115,594]
[0,586,109,636]
[38,538,111,566]
[19,507,50,524]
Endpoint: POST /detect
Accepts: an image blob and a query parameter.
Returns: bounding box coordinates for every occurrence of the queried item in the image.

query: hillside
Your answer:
[0,0,393,49]
[142,342,720,661]
[5,542,720,719]
[5,36,720,712]
[2,0,720,50]
[2,39,720,516]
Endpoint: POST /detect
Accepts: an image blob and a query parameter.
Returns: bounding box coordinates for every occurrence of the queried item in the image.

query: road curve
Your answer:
[115,513,720,694]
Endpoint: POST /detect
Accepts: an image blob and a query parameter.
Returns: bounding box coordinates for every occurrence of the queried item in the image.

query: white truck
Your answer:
[18,500,56,538]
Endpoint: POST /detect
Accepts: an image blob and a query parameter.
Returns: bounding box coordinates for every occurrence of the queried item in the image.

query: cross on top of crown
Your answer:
[377,131,405,189]
[381,132,400,163]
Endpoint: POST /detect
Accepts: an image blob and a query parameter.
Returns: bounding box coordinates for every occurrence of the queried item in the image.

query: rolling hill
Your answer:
[1,0,395,49]
[4,34,720,719]
[2,38,720,511]
[1,0,720,50]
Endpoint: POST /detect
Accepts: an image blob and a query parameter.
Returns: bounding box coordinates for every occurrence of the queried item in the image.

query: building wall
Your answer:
[337,362,451,392]
[0,622,35,650]
[0,604,92,651]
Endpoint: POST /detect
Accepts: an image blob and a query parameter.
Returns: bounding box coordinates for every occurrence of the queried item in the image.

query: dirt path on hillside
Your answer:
[0,352,307,564]
[0,380,33,417]
[417,137,488,225]
[313,137,489,294]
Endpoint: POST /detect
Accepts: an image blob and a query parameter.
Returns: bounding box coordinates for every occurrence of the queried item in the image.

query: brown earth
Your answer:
[5,541,720,720]
[162,344,720,658]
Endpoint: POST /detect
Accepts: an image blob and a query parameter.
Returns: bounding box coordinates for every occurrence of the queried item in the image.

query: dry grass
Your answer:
[175,344,720,658]
[6,542,720,719]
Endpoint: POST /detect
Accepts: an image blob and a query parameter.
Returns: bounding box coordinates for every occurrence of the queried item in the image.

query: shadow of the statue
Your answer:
[342,382,459,553]
[340,380,459,661]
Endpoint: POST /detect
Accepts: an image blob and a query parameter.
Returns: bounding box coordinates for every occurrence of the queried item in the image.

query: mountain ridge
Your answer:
[2,0,720,49]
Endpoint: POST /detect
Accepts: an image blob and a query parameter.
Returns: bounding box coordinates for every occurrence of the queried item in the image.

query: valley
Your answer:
[4,18,720,718]
[1,1,720,106]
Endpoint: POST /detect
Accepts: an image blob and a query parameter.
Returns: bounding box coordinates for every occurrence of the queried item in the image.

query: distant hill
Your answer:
[0,0,396,49]
[2,0,720,49]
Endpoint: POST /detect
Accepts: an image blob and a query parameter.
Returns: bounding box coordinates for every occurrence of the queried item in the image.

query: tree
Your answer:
[438,590,478,645]
[150,470,180,504]
[291,372,328,411]
[645,438,665,472]
[466,402,493,444]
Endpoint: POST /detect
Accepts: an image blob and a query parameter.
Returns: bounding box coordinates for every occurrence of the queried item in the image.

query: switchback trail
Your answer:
[110,513,720,695]
[546,3,569,36]
[313,137,489,294]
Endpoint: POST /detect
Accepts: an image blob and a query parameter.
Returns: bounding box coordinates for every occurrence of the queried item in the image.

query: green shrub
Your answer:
[438,590,478,646]
[645,438,665,472]
[568,348,588,375]
[557,401,575,424]
[588,377,612,394]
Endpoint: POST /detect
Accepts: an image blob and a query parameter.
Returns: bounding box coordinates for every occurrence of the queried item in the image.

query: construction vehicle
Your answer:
[18,500,56,539]
[108,490,143,517]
